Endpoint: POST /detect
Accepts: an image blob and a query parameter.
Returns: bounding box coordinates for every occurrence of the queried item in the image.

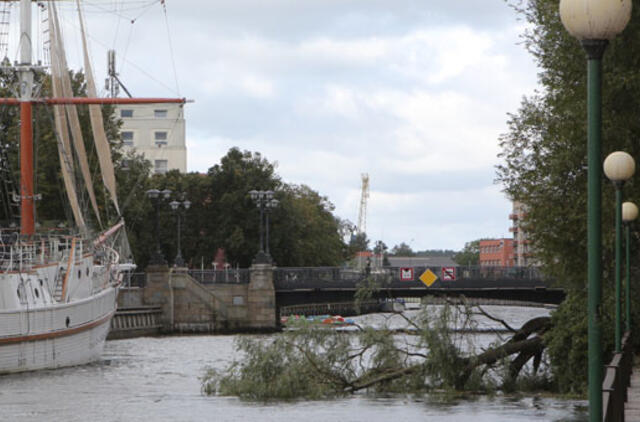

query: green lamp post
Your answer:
[603,151,635,352]
[559,1,631,420]
[622,201,638,333]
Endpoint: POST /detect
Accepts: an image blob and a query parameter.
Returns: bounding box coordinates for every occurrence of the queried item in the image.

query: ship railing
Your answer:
[0,232,88,272]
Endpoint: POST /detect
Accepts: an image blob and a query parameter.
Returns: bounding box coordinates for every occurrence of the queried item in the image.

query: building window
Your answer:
[154,160,168,174]
[121,131,134,146]
[155,131,168,146]
[154,109,168,118]
[120,109,133,118]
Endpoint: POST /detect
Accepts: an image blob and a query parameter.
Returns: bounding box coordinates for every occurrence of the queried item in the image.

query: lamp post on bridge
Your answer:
[169,195,191,268]
[622,201,638,333]
[264,197,279,257]
[558,1,631,420]
[146,188,172,265]
[249,190,276,264]
[604,151,635,353]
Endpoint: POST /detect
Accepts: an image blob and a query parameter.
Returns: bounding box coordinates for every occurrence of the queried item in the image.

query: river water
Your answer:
[0,306,587,421]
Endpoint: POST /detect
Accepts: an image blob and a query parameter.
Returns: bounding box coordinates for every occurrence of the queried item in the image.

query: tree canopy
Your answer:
[453,240,481,266]
[0,68,130,230]
[128,148,349,268]
[497,0,640,393]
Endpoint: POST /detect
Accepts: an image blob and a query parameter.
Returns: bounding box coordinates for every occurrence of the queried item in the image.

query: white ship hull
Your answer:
[0,287,117,374]
[0,236,122,374]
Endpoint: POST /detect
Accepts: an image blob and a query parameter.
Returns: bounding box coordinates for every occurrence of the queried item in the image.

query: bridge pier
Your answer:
[247,263,277,330]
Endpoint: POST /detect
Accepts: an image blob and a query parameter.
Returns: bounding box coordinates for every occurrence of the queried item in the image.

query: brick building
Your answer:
[479,238,515,267]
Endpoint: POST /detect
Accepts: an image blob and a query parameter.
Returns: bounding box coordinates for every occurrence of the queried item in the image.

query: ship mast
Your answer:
[18,0,34,236]
[10,0,186,236]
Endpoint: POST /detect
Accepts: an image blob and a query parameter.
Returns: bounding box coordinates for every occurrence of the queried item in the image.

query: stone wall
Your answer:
[115,264,278,334]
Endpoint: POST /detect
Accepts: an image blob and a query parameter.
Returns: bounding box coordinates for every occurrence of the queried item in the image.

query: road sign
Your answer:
[442,267,456,281]
[419,269,438,287]
[399,267,414,281]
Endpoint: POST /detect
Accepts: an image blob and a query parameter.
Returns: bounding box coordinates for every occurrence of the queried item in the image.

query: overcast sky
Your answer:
[48,0,539,251]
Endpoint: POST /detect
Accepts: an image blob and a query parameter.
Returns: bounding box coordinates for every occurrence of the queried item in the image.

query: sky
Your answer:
[37,0,540,251]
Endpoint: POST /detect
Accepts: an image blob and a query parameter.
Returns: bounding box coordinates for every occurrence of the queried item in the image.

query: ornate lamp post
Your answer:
[622,201,638,333]
[603,151,635,352]
[146,188,172,265]
[264,197,279,256]
[249,189,274,263]
[169,195,191,267]
[559,1,631,419]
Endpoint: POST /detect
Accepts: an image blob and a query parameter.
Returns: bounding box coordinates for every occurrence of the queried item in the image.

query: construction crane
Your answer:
[357,173,369,236]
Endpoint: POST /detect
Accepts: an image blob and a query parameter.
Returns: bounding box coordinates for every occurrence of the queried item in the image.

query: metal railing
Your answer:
[603,331,633,422]
[272,266,550,290]
[122,272,147,288]
[188,269,250,284]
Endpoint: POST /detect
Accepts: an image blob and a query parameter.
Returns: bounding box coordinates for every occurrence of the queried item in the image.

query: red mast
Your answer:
[10,0,186,236]
[19,101,33,235]
[14,97,185,236]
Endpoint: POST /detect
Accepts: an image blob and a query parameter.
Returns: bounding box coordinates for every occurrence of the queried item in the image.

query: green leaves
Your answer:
[498,0,640,394]
[133,147,347,268]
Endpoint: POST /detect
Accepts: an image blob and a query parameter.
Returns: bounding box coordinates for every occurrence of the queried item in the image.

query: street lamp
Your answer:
[146,188,171,265]
[249,189,275,263]
[264,198,279,256]
[559,1,631,420]
[622,201,638,333]
[169,195,191,267]
[604,151,635,353]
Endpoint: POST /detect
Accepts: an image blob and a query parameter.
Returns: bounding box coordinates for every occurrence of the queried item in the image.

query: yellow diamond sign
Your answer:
[419,269,438,287]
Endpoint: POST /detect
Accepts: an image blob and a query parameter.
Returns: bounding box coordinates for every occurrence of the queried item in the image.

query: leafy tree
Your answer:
[0,67,139,232]
[347,232,369,255]
[454,240,481,266]
[140,148,347,268]
[497,0,640,393]
[270,184,346,267]
[390,242,415,257]
[202,303,552,399]
[414,249,457,258]
[373,240,391,266]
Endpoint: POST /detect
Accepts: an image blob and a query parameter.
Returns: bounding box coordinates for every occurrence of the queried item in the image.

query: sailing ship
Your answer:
[0,0,183,373]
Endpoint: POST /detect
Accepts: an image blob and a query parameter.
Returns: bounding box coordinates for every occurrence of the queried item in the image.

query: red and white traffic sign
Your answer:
[399,267,414,281]
[441,267,456,281]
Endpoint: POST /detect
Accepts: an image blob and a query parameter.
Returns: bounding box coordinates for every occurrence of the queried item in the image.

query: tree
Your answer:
[0,67,139,232]
[454,240,481,266]
[139,148,348,268]
[414,249,457,257]
[496,0,640,393]
[347,232,369,256]
[202,303,552,399]
[390,242,414,257]
[270,184,346,267]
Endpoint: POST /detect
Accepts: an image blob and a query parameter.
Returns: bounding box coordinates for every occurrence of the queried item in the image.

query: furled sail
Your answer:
[48,3,86,231]
[76,0,121,216]
[48,1,102,228]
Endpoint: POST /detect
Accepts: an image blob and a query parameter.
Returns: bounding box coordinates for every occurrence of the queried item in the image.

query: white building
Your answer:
[116,103,186,174]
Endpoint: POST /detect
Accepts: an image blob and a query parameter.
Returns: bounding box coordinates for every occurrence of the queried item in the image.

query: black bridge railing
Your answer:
[126,265,550,290]
[603,331,633,422]
[273,266,550,291]
[188,269,251,284]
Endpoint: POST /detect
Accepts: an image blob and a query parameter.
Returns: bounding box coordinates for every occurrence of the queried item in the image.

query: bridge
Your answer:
[114,263,638,421]
[271,266,564,308]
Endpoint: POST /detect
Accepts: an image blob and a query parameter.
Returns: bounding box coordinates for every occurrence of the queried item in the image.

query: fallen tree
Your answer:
[202,303,553,400]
